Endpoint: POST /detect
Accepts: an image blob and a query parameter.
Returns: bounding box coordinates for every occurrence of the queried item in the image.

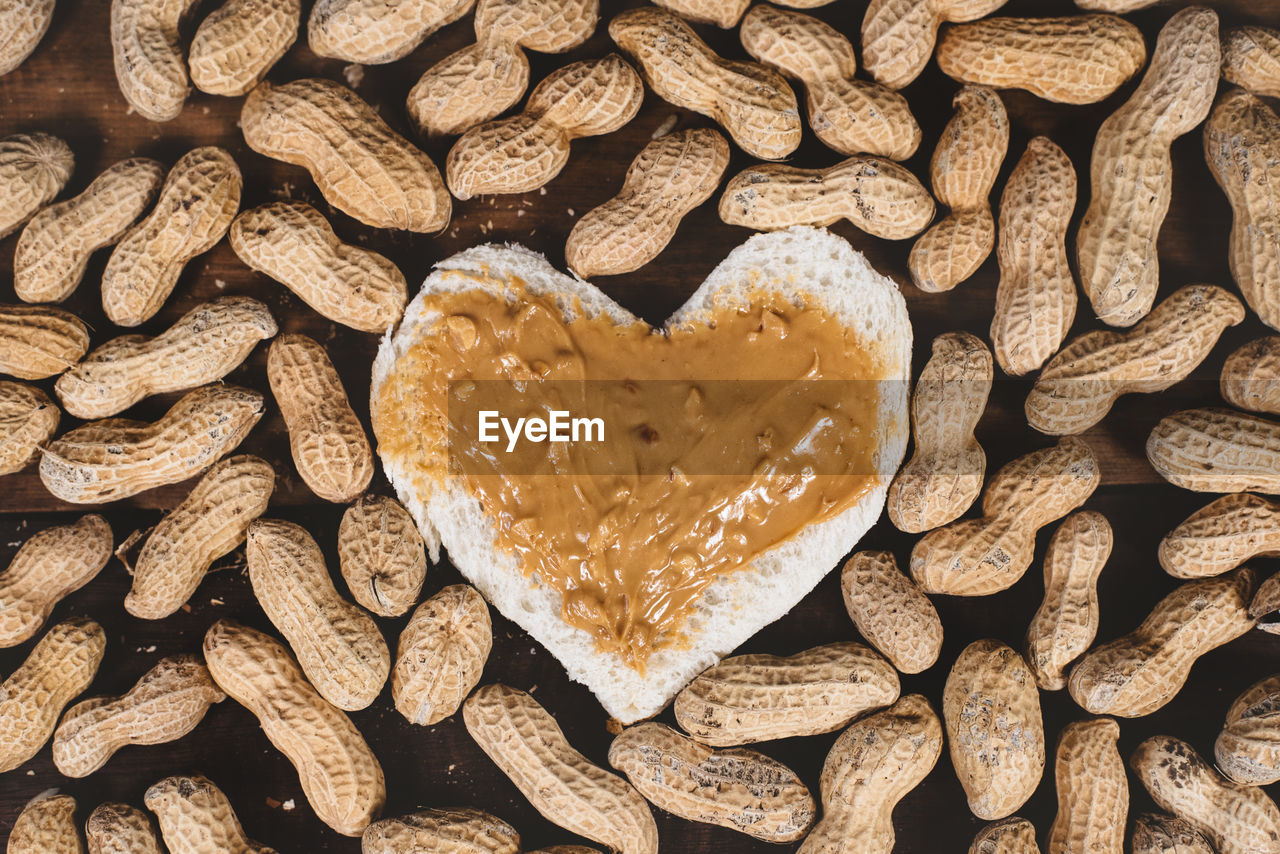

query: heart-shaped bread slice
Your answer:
[371,226,911,722]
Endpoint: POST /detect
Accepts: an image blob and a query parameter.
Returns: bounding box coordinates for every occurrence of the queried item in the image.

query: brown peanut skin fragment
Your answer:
[0,380,59,474]
[840,551,943,674]
[339,494,427,618]
[860,0,1010,90]
[1222,337,1280,416]
[1068,568,1256,718]
[145,775,277,853]
[1131,813,1216,854]
[110,0,197,122]
[8,792,83,854]
[189,0,300,97]
[674,642,900,746]
[85,803,163,854]
[971,818,1042,854]
[909,86,1006,293]
[0,514,112,648]
[1160,493,1280,579]
[362,808,520,854]
[0,132,73,239]
[798,694,943,854]
[0,0,55,76]
[0,304,89,381]
[1215,673,1280,786]
[309,0,478,65]
[1224,26,1280,99]
[1047,718,1127,854]
[393,584,491,726]
[1147,407,1280,493]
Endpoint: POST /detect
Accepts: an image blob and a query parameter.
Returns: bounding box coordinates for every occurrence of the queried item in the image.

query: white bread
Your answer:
[370,226,912,723]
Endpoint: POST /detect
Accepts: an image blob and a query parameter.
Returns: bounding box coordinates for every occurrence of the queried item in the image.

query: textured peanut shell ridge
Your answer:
[1068,568,1257,718]
[1224,27,1280,99]
[0,0,55,76]
[1160,493,1280,579]
[719,156,935,238]
[1131,735,1280,854]
[1076,6,1220,328]
[339,494,427,618]
[908,86,1007,293]
[673,642,900,746]
[0,514,112,648]
[888,331,992,533]
[308,0,477,64]
[110,0,198,121]
[57,296,277,420]
[608,722,815,842]
[1215,673,1280,785]
[565,128,729,278]
[739,4,921,160]
[0,132,74,239]
[464,684,658,854]
[1222,337,1280,416]
[990,136,1078,376]
[943,639,1045,821]
[937,15,1146,104]
[362,807,521,854]
[841,551,943,674]
[1027,285,1245,435]
[797,694,943,854]
[86,802,163,854]
[15,157,164,304]
[393,584,491,726]
[145,775,278,853]
[1205,88,1280,332]
[202,620,386,836]
[0,303,89,381]
[910,436,1101,596]
[446,54,643,200]
[228,202,406,333]
[609,7,801,161]
[1025,511,1112,691]
[267,333,374,503]
[860,0,1011,90]
[653,0,747,27]
[1131,813,1216,854]
[1147,407,1280,493]
[189,0,301,97]
[0,380,59,475]
[1252,570,1280,631]
[8,792,83,854]
[240,78,450,232]
[971,818,1042,854]
[100,146,243,327]
[1047,718,1127,854]
[39,384,265,505]
[0,617,105,773]
[52,654,225,778]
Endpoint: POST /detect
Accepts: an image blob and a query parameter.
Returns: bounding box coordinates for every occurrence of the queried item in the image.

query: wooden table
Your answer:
[2,0,1279,849]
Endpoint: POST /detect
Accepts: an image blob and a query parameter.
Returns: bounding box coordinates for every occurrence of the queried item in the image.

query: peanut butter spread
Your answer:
[373,271,884,669]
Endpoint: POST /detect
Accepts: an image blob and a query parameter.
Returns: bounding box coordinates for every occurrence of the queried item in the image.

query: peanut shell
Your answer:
[0,303,89,380]
[110,0,197,121]
[0,514,112,648]
[0,0,55,75]
[860,0,1010,90]
[840,551,943,674]
[1215,673,1280,786]
[8,792,82,854]
[309,0,478,65]
[86,802,163,854]
[1047,718,1127,854]
[0,380,59,475]
[1160,493,1280,579]
[145,775,277,853]
[392,584,491,726]
[1222,337,1280,416]
[1131,813,1216,854]
[971,818,1042,854]
[362,808,520,854]
[339,494,427,618]
[1223,26,1280,99]
[0,132,73,238]
[189,0,300,97]
[1147,407,1280,493]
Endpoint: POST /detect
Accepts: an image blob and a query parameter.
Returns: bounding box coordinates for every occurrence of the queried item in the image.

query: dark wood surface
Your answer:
[2,0,1280,849]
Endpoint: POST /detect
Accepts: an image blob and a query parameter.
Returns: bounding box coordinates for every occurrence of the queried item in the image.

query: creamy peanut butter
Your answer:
[373,272,884,669]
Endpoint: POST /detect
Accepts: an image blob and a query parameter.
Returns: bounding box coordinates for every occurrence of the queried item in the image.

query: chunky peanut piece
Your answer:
[944,639,1045,821]
[0,514,111,648]
[1147,407,1280,493]
[0,381,58,475]
[719,157,935,237]
[446,55,642,199]
[241,79,450,233]
[0,304,88,380]
[340,494,427,618]
[610,7,800,161]
[1222,337,1280,416]
[799,694,942,854]
[363,808,520,854]
[1160,493,1280,579]
[651,0,747,27]
[971,818,1042,854]
[1132,736,1280,854]
[740,5,921,160]
[1131,813,1215,854]
[0,617,105,773]
[909,86,1006,293]
[15,158,164,304]
[888,331,991,533]
[1027,286,1244,434]
[268,334,373,503]
[938,15,1146,104]
[8,792,82,854]
[0,0,54,76]
[674,642,900,746]
[1077,7,1220,327]
[861,0,1010,90]
[1224,27,1280,99]
[86,803,163,854]
[1069,569,1256,717]
[393,584,491,726]
[1047,718,1127,854]
[40,384,264,504]
[145,775,277,854]
[52,655,225,778]
[406,0,597,138]
[101,147,242,327]
[609,722,815,842]
[57,296,276,420]
[110,0,197,121]
[190,0,300,97]
[991,136,1077,375]
[911,437,1100,596]
[1026,512,1112,691]
[465,684,658,854]
[203,620,386,836]
[565,129,728,278]
[229,203,406,333]
[1216,674,1280,786]
[310,0,478,65]
[841,551,943,674]
[0,132,73,238]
